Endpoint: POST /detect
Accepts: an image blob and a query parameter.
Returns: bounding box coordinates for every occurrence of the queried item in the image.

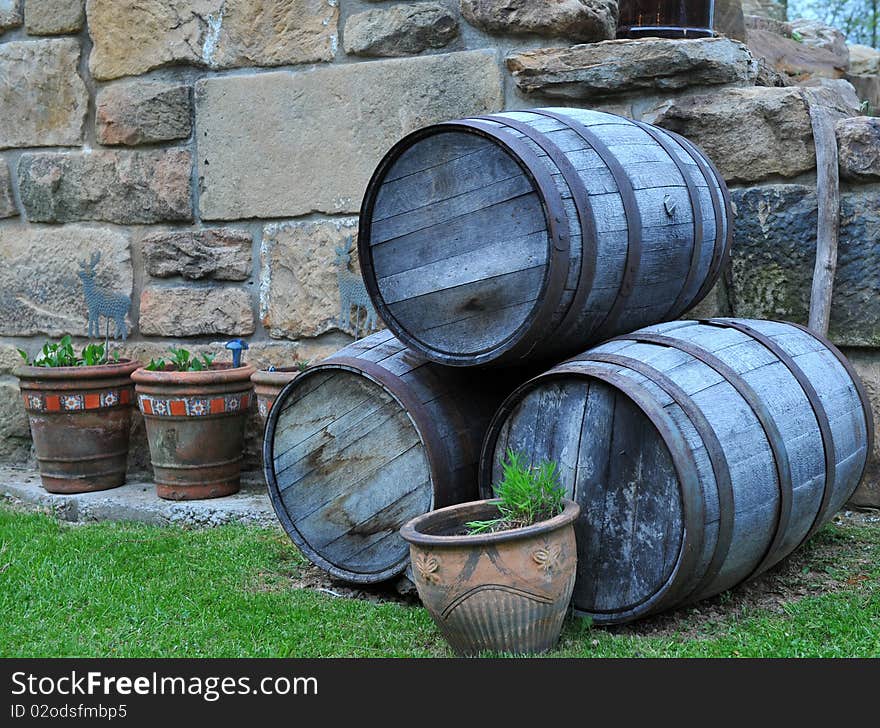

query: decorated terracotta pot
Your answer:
[16,360,142,494]
[400,498,580,656]
[132,363,255,500]
[251,367,301,423]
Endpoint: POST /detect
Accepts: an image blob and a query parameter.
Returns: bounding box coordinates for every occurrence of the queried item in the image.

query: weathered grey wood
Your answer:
[265,330,527,584]
[806,101,840,336]
[480,318,872,623]
[360,107,732,367]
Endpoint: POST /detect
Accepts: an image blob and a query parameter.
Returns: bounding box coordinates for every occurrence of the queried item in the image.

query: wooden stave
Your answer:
[359,108,732,367]
[264,332,507,584]
[478,319,871,622]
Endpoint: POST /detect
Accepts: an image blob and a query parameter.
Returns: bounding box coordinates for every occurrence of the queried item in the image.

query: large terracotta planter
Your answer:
[251,367,300,423]
[16,360,142,494]
[132,363,255,500]
[401,498,580,656]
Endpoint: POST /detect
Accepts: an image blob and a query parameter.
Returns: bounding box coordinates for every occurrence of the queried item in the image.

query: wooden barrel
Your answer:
[264,330,525,584]
[479,319,873,623]
[358,108,732,367]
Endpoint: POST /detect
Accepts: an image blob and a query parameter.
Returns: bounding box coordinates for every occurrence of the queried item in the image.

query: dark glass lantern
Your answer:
[617,0,716,39]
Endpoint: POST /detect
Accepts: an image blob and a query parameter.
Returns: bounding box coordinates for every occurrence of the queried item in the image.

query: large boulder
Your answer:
[848,43,880,76]
[746,18,849,82]
[648,87,816,182]
[461,0,616,42]
[506,37,757,99]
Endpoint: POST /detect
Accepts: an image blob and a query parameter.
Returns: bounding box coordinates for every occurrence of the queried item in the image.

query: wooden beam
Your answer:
[806,98,841,336]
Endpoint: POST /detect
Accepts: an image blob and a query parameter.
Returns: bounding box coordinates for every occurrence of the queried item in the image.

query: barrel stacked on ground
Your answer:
[267,109,872,625]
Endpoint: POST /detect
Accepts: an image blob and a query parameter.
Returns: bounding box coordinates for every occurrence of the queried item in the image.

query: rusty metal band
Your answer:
[358,121,571,366]
[474,113,599,341]
[527,109,643,339]
[479,361,705,621]
[664,128,734,280]
[666,132,728,308]
[449,118,572,363]
[612,331,794,580]
[787,321,875,491]
[554,362,705,619]
[578,351,734,599]
[705,319,837,548]
[630,120,704,322]
[263,356,447,584]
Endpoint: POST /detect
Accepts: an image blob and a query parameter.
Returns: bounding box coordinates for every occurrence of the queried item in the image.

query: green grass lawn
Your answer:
[1,501,878,658]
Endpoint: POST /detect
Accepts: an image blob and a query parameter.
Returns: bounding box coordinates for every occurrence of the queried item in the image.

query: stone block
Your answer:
[143,229,252,281]
[344,3,458,58]
[461,0,616,42]
[648,86,816,183]
[729,184,880,347]
[0,39,87,148]
[196,50,503,219]
[0,378,31,462]
[260,217,378,339]
[848,44,880,76]
[0,161,16,218]
[24,0,83,35]
[139,286,254,337]
[0,225,132,337]
[841,348,880,508]
[0,0,22,32]
[87,0,338,80]
[96,81,192,146]
[506,37,757,99]
[837,116,880,182]
[18,149,192,223]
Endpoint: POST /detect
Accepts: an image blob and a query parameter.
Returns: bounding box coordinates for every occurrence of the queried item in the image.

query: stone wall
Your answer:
[0,1,878,504]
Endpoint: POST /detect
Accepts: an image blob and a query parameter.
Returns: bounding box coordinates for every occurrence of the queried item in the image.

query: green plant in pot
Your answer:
[15,336,142,494]
[400,450,579,656]
[131,342,255,501]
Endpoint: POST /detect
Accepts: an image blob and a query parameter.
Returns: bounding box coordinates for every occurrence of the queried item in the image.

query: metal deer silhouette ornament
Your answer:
[78,251,131,341]
[335,235,379,340]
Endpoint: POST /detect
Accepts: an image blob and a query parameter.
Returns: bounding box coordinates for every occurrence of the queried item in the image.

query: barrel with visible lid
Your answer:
[264,330,524,584]
[479,319,873,623]
[359,108,732,367]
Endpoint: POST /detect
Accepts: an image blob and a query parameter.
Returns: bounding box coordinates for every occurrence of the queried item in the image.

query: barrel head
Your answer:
[483,375,687,623]
[266,366,433,583]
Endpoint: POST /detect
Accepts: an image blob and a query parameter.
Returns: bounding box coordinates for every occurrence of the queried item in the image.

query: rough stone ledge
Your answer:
[0,465,279,529]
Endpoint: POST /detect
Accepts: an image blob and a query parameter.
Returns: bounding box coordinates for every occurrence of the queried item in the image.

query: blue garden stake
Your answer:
[226,339,249,368]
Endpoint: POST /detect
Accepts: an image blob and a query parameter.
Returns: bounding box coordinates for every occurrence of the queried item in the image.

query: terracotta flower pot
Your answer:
[15,359,142,494]
[401,498,580,656]
[132,363,255,500]
[251,367,300,423]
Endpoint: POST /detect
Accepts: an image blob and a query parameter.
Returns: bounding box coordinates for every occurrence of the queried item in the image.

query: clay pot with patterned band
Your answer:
[400,498,580,656]
[250,367,300,425]
[16,360,142,494]
[132,364,255,500]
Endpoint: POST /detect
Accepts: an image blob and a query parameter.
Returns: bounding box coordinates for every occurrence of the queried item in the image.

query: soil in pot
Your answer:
[16,359,142,494]
[401,498,580,656]
[132,363,255,500]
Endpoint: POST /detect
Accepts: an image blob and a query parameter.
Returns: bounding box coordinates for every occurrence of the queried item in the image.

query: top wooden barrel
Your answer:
[358,108,733,367]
